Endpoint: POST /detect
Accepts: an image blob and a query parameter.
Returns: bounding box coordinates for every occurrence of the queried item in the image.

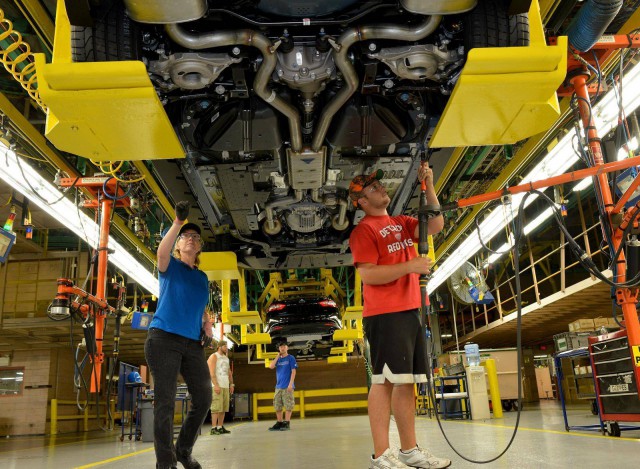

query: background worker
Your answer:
[208,340,234,435]
[144,201,213,469]
[349,165,451,469]
[268,342,297,431]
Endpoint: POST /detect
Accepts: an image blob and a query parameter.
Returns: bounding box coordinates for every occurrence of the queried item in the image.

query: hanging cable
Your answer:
[102,176,133,201]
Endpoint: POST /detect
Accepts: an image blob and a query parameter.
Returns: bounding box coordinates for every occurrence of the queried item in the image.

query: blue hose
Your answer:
[566,0,623,52]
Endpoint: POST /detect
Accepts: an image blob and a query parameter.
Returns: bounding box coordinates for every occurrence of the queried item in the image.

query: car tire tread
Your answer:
[71,2,140,62]
[464,0,530,51]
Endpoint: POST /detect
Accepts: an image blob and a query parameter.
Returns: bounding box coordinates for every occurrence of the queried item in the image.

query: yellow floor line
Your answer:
[73,422,250,468]
[74,447,155,468]
[416,416,640,441]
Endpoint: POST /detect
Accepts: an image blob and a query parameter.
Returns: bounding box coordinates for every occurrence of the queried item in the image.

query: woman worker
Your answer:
[145,201,213,469]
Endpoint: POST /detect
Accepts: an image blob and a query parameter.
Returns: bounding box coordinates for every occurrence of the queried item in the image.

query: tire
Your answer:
[606,421,621,437]
[71,2,141,62]
[463,0,530,51]
[501,399,513,411]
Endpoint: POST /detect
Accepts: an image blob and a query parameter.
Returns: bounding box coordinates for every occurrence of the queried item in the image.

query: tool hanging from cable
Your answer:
[47,176,132,393]
[418,149,432,347]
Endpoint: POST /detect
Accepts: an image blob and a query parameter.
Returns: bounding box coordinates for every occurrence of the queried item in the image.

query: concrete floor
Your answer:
[1,400,639,468]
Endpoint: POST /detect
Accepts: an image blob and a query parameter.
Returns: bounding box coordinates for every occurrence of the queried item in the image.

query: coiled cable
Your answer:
[0,7,47,111]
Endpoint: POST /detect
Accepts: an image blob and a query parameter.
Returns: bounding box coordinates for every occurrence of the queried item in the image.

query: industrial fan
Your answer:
[447,262,495,305]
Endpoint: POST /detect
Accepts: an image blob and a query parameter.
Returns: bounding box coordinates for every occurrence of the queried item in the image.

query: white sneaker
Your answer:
[397,446,451,468]
[370,448,411,468]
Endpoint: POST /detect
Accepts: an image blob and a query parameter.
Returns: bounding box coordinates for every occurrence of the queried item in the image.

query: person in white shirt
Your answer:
[207,341,234,435]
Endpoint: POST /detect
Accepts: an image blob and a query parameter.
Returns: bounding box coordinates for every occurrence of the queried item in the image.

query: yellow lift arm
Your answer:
[200,252,272,353]
[430,0,567,147]
[34,0,184,162]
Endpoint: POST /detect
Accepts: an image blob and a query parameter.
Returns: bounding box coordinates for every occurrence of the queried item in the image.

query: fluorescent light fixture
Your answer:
[429,59,640,294]
[484,234,514,266]
[441,333,453,338]
[572,177,593,192]
[617,136,638,160]
[0,143,159,296]
[523,207,555,235]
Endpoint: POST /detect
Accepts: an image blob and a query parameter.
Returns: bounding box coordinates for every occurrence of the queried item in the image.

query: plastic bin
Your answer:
[554,332,592,352]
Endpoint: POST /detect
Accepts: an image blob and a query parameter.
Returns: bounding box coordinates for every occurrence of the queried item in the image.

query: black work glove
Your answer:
[200,328,213,348]
[175,200,190,222]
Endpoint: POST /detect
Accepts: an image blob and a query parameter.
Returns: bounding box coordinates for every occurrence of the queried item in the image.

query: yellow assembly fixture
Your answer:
[0,7,47,111]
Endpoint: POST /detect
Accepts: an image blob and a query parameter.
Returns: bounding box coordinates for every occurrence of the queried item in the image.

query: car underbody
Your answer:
[68,0,529,269]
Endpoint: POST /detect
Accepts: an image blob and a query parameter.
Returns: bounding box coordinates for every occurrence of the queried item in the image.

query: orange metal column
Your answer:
[90,197,113,393]
[570,72,640,356]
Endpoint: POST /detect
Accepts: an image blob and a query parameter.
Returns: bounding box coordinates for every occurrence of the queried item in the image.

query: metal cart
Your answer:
[554,348,604,434]
[588,329,640,436]
[432,375,471,420]
[120,382,147,441]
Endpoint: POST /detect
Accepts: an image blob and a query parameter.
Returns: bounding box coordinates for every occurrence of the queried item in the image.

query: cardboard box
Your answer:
[568,318,595,332]
[437,352,463,367]
[593,317,610,328]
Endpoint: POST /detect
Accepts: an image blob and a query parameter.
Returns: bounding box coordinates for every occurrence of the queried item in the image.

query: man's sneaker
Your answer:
[209,427,220,435]
[268,421,283,431]
[219,426,231,434]
[370,448,411,468]
[279,421,290,431]
[397,446,451,468]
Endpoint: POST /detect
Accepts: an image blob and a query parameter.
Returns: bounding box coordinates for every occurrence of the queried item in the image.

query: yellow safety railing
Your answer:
[49,399,115,435]
[251,387,369,421]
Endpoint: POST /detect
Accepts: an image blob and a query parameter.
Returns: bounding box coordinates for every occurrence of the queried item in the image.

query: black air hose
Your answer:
[566,0,623,52]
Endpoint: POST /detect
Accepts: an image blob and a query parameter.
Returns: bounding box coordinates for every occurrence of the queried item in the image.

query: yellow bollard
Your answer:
[252,393,259,421]
[50,399,58,435]
[299,391,305,419]
[484,359,503,418]
[83,406,89,432]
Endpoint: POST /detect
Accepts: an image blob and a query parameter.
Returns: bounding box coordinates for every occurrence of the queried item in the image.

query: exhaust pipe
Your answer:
[263,190,304,235]
[311,16,442,151]
[165,25,304,152]
[332,199,349,231]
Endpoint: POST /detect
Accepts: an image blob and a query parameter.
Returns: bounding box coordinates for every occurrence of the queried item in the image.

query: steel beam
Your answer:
[13,0,54,53]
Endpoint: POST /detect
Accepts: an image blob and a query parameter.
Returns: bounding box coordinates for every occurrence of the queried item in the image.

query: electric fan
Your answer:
[447,262,495,305]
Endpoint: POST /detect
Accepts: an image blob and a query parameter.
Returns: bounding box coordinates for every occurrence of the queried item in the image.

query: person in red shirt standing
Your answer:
[349,164,450,469]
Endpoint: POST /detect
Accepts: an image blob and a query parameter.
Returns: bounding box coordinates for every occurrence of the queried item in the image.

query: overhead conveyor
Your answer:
[33,0,569,160]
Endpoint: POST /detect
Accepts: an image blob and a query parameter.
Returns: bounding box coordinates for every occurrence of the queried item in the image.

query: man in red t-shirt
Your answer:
[349,164,450,469]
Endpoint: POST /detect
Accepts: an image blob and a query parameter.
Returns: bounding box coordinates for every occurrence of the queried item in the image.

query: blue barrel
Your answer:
[464,343,480,367]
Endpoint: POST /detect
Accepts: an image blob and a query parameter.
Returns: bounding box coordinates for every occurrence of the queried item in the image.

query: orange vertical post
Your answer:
[570,72,640,365]
[89,197,113,393]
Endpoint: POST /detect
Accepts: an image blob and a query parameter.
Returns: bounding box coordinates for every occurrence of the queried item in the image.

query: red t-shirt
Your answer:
[349,214,420,317]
